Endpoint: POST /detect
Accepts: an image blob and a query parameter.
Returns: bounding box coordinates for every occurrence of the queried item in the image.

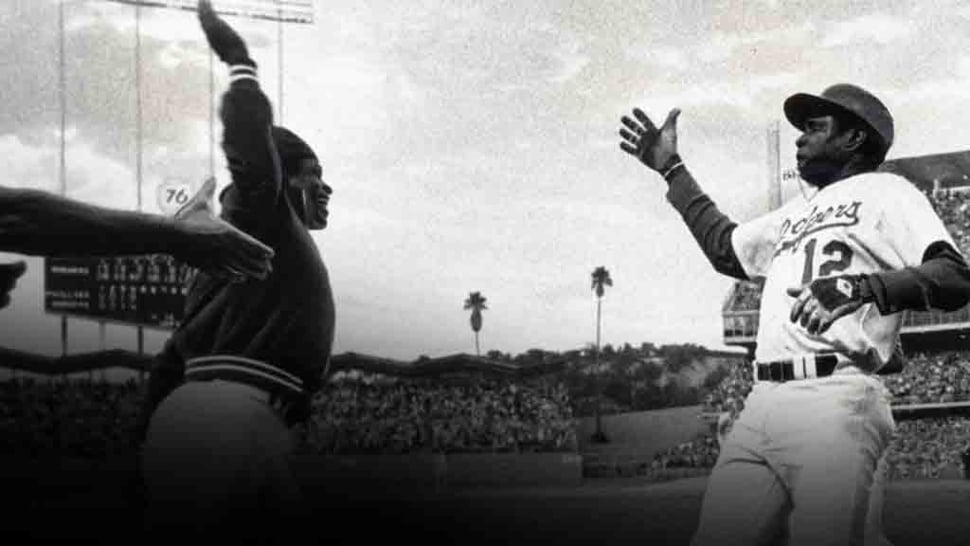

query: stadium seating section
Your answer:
[0,375,576,458]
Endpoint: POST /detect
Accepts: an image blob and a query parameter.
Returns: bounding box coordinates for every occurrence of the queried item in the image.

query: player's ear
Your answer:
[840,124,869,154]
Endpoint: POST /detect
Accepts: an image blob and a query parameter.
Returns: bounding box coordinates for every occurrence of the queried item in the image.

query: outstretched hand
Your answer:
[174,177,274,282]
[198,0,249,65]
[619,108,681,173]
[0,261,27,310]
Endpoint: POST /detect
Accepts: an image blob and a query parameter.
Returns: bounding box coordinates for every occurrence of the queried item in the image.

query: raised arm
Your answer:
[198,0,281,216]
[619,107,748,280]
[0,180,272,280]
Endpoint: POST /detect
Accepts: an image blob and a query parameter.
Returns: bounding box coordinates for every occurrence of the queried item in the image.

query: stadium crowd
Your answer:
[886,417,970,480]
[725,280,763,312]
[650,433,719,470]
[701,361,753,418]
[0,374,576,458]
[926,188,970,257]
[0,377,141,458]
[882,352,970,405]
[4,352,970,481]
[307,376,576,454]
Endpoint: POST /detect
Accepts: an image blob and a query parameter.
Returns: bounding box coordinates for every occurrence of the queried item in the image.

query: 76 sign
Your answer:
[156,178,197,215]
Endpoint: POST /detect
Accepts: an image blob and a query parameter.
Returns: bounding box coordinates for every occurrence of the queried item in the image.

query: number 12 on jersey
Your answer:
[801,238,853,284]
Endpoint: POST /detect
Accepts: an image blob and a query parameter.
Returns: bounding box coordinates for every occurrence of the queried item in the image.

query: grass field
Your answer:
[318,477,970,546]
[5,457,970,545]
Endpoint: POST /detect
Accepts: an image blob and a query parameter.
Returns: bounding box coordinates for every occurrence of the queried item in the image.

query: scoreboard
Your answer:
[44,255,197,329]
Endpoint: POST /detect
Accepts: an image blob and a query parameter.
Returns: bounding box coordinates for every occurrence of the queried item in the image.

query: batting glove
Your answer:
[809,274,872,310]
[788,274,875,335]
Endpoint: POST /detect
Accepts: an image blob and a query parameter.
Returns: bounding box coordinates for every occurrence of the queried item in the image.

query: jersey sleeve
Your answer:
[216,61,286,243]
[878,181,959,267]
[730,203,792,279]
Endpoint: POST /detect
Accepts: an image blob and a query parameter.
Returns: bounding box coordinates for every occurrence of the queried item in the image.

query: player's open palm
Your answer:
[788,275,867,335]
[174,177,274,282]
[619,107,681,172]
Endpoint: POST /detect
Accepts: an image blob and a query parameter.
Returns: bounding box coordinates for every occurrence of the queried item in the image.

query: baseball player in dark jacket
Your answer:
[137,1,334,542]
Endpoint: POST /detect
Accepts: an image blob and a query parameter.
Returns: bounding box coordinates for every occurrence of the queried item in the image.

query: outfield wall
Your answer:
[291,452,584,489]
[576,405,709,458]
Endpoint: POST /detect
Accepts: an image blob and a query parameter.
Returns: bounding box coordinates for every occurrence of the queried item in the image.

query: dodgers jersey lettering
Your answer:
[732,172,956,371]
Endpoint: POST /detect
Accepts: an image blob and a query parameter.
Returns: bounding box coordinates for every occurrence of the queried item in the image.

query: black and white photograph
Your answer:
[2,1,970,544]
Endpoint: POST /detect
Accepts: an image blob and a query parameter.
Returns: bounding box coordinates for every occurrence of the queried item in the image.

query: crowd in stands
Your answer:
[886,417,970,480]
[702,361,753,418]
[306,376,576,454]
[0,374,576,458]
[650,433,719,470]
[725,280,763,312]
[4,354,970,482]
[0,377,141,458]
[926,188,970,257]
[882,352,970,405]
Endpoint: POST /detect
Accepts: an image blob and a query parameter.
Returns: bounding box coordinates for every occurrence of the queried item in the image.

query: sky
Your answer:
[3,0,970,365]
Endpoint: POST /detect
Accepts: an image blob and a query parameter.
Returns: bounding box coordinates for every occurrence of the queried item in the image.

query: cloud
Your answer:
[628,21,817,73]
[631,71,802,113]
[548,44,590,84]
[0,0,287,170]
[0,135,60,193]
[891,78,970,105]
[631,45,687,70]
[821,13,913,48]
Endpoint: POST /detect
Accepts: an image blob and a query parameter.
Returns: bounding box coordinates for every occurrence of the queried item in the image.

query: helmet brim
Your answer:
[783,93,861,132]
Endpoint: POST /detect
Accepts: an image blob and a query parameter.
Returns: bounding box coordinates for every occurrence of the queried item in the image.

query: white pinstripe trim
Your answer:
[186,364,303,394]
[229,74,259,84]
[229,64,257,75]
[188,355,303,386]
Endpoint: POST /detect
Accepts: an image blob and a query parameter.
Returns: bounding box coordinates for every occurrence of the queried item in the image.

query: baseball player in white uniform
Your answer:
[619,84,970,546]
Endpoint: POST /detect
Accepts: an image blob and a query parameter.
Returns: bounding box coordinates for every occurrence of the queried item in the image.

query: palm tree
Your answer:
[591,266,613,442]
[463,291,488,356]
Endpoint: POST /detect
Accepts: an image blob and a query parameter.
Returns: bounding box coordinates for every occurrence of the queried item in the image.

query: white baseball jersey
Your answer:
[732,171,956,371]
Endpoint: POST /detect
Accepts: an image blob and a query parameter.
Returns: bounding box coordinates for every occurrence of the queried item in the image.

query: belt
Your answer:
[756,353,840,382]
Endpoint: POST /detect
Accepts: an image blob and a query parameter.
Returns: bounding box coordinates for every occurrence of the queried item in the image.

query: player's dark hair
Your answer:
[272,126,318,179]
[217,126,318,205]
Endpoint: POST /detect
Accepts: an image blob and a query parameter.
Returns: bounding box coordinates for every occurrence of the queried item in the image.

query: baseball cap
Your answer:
[783,83,894,156]
[272,126,318,178]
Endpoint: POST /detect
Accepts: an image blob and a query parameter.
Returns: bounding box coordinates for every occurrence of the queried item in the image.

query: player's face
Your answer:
[795,115,853,187]
[289,158,331,230]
